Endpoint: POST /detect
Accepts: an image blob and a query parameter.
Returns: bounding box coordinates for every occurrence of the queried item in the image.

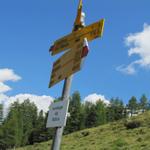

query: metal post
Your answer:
[51,76,73,150]
[51,1,85,149]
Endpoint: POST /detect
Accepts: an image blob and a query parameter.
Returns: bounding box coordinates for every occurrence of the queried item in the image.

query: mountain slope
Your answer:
[17,111,150,150]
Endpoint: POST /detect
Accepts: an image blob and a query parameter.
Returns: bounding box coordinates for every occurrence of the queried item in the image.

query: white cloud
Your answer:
[0,82,11,93]
[117,23,150,75]
[0,68,21,82]
[0,68,54,118]
[0,93,53,117]
[9,94,53,112]
[0,68,21,93]
[83,93,110,105]
[116,63,136,75]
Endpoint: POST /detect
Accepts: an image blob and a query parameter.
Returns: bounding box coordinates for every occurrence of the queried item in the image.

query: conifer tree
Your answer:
[85,102,97,128]
[65,91,83,133]
[0,103,3,125]
[107,98,124,121]
[95,100,106,125]
[128,96,137,116]
[139,94,148,112]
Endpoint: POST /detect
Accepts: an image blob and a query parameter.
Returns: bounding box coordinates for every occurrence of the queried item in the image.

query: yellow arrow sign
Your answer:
[49,40,84,87]
[74,0,83,28]
[50,19,105,56]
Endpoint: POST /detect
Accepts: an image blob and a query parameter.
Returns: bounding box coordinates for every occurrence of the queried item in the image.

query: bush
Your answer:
[81,131,90,137]
[137,137,142,142]
[124,120,141,129]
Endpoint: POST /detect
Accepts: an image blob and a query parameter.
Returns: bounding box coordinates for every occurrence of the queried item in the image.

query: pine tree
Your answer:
[3,101,26,147]
[107,98,124,122]
[95,100,106,126]
[85,102,97,128]
[1,101,23,148]
[0,103,3,125]
[65,91,83,133]
[20,99,38,145]
[29,110,46,144]
[0,99,39,148]
[128,96,137,116]
[139,94,148,112]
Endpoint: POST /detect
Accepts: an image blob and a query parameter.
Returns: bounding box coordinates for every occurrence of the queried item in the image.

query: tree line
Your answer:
[0,92,150,149]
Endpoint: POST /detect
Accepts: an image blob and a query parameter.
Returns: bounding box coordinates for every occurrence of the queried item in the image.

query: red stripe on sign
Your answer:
[81,46,89,58]
[49,45,55,52]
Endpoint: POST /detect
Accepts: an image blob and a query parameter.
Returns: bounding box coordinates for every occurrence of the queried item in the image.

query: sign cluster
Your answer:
[47,0,105,129]
[49,19,105,88]
[49,40,84,87]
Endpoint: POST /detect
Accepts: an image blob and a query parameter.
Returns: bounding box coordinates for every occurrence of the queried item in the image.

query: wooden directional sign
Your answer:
[49,40,84,87]
[50,19,105,56]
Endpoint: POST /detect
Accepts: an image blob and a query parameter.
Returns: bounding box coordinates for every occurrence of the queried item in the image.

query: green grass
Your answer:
[17,111,150,150]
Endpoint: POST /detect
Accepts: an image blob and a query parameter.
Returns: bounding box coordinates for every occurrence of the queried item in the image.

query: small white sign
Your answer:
[46,100,69,128]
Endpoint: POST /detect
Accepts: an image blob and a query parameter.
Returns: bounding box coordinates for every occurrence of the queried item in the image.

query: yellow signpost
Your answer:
[48,0,105,149]
[49,40,84,87]
[50,19,105,56]
[74,0,83,28]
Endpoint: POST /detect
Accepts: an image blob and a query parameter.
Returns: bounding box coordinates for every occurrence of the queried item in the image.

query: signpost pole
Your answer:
[51,1,84,149]
[48,0,105,149]
[51,76,73,150]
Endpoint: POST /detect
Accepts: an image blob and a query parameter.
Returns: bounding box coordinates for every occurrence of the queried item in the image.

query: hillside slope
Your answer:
[17,111,150,150]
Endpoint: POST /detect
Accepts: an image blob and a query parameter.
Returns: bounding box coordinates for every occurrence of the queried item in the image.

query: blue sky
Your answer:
[0,0,150,105]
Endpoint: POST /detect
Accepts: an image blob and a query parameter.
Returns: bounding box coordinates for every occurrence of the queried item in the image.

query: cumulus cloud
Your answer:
[0,68,21,82]
[0,68,21,93]
[117,23,150,75]
[0,82,11,93]
[0,93,53,117]
[0,68,53,117]
[83,93,110,105]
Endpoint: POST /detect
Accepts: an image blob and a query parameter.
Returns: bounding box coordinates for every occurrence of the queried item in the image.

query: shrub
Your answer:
[81,131,90,137]
[137,137,142,142]
[124,120,141,129]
